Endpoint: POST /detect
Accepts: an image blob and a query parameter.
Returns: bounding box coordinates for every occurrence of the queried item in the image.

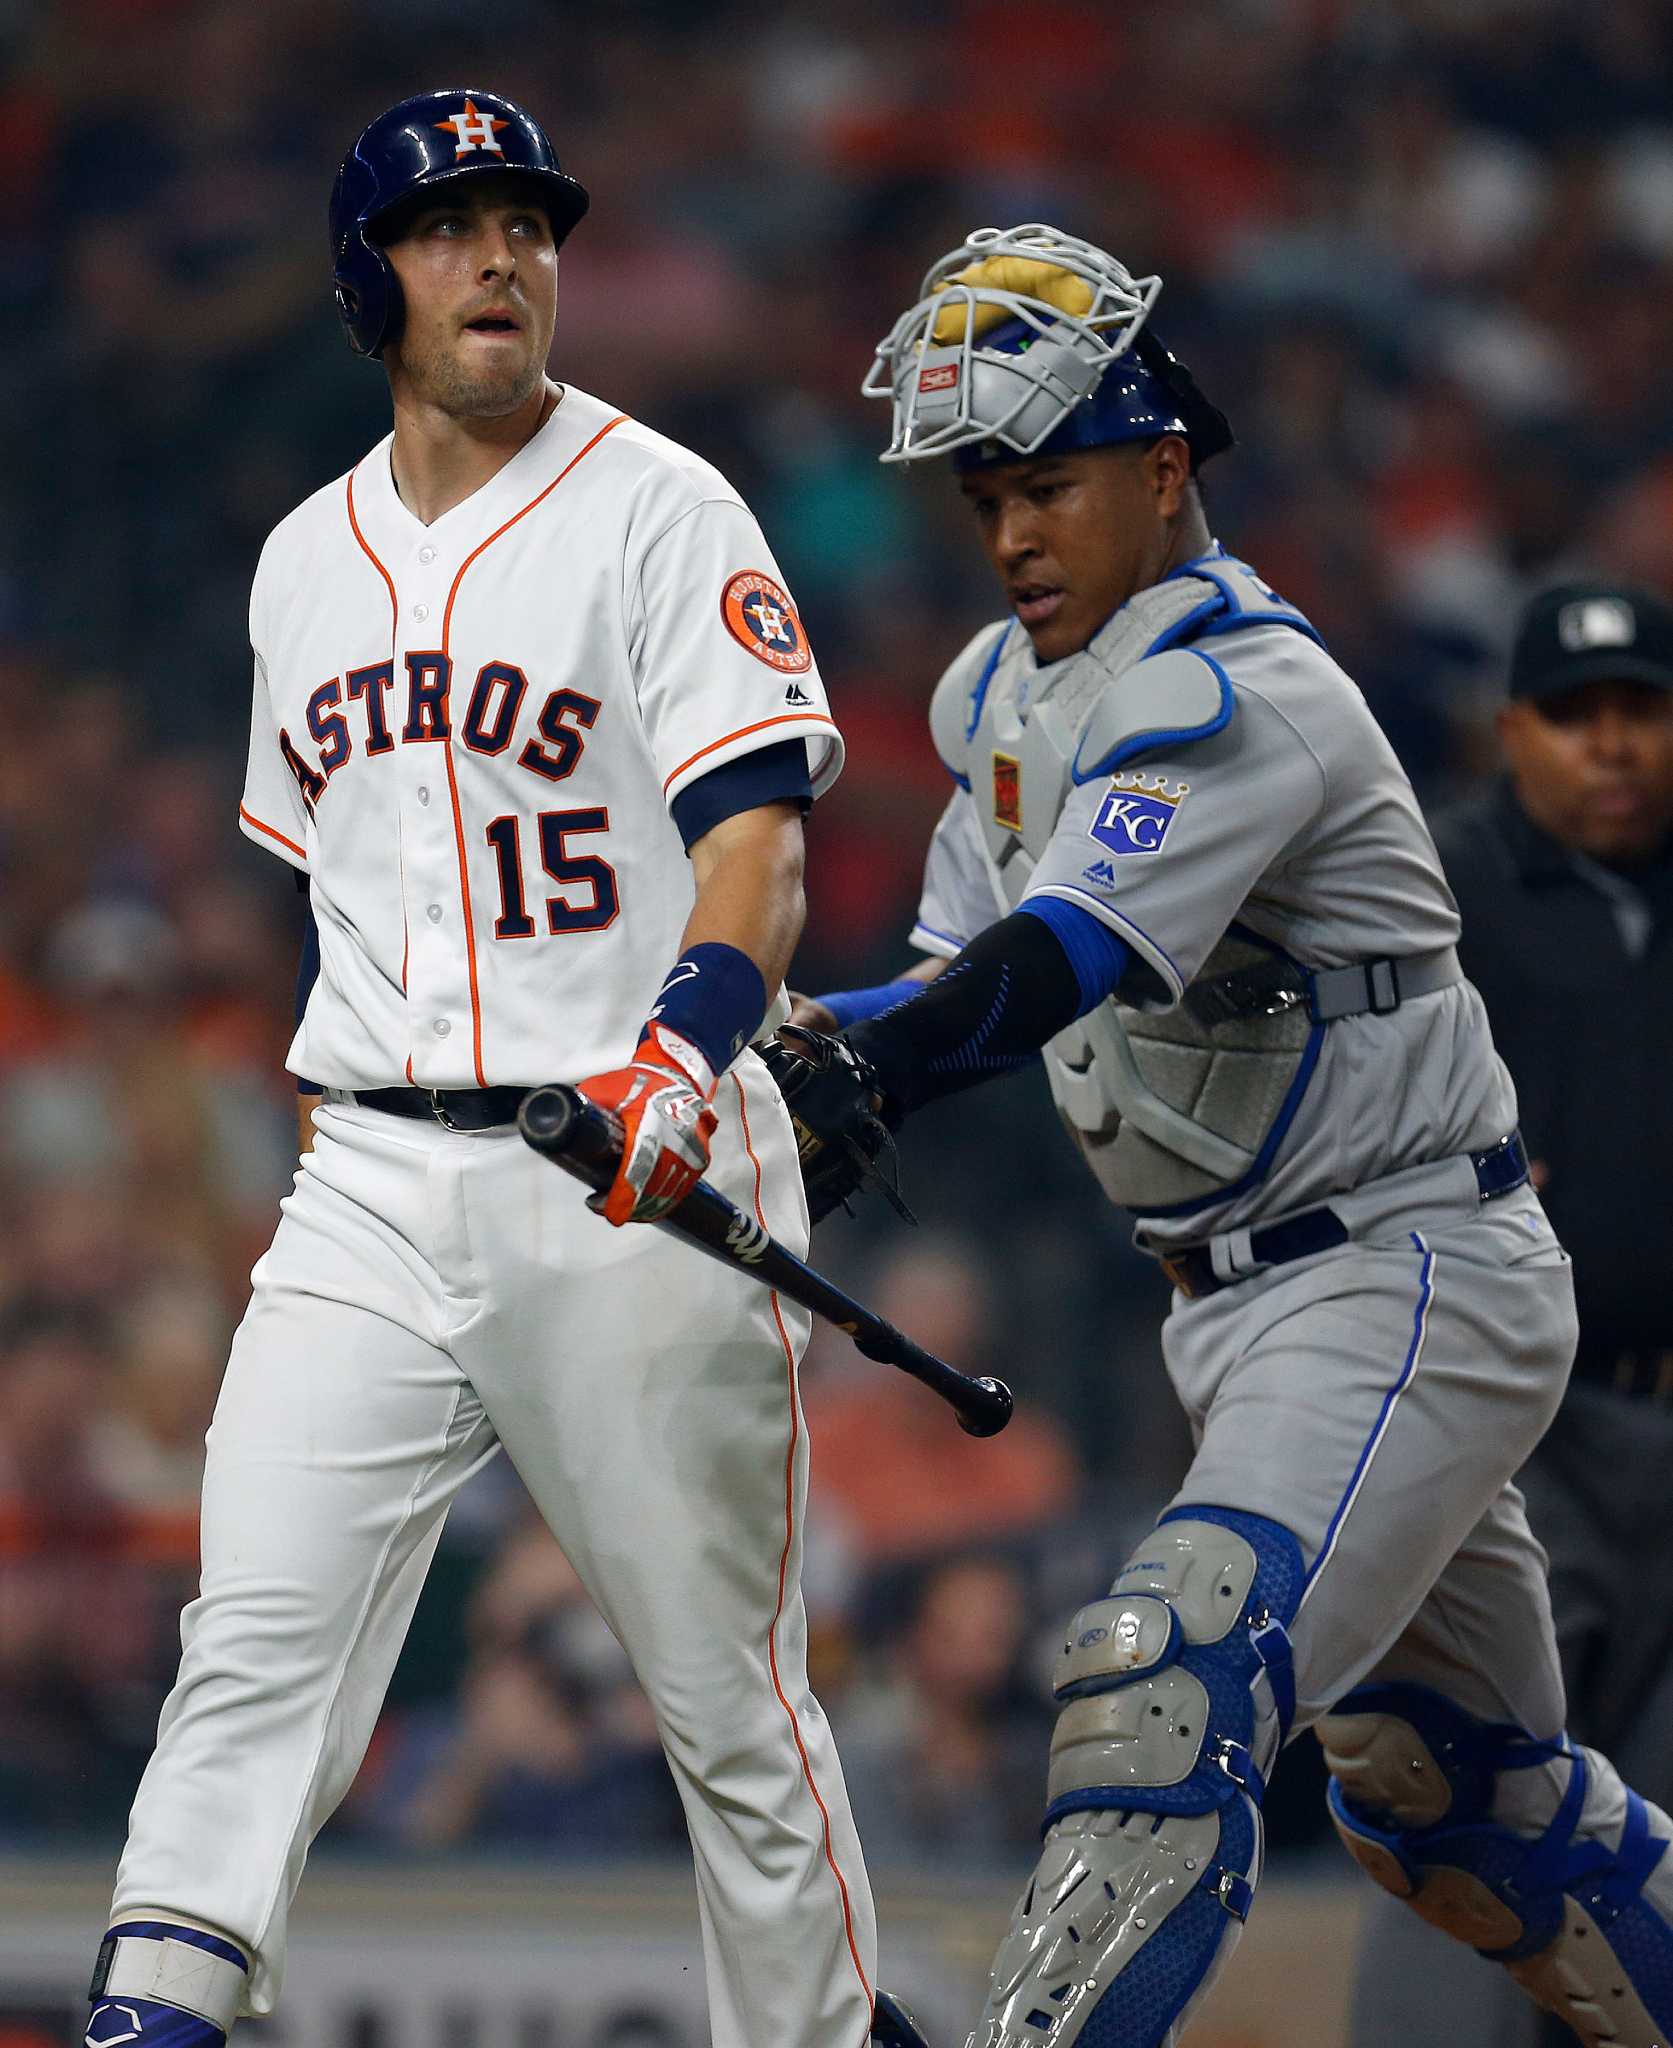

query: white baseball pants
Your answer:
[111,1055,876,2048]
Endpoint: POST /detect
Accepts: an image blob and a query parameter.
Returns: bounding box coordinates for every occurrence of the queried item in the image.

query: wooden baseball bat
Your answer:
[518,1084,1014,1438]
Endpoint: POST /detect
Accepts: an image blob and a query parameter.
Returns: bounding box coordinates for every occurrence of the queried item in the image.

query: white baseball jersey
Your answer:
[239,385,842,1088]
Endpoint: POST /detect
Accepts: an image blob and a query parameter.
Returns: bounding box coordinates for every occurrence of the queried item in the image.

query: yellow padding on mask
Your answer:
[929,256,1096,344]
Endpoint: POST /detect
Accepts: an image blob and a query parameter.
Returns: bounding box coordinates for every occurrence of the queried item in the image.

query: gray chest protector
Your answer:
[931,559,1327,1215]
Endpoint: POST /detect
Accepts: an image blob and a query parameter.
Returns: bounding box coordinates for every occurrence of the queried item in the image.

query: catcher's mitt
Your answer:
[759,1025,914,1225]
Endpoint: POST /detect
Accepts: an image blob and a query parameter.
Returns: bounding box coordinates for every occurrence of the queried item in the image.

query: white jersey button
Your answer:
[427,903,443,924]
[412,603,430,622]
[417,786,431,806]
[418,546,437,564]
[433,1018,452,1037]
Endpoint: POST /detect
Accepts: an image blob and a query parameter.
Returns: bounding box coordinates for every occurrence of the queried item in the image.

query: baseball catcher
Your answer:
[781,224,1673,2047]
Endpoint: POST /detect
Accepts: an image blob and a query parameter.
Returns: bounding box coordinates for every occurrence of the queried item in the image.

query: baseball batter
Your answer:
[787,227,1673,2046]
[84,91,877,2048]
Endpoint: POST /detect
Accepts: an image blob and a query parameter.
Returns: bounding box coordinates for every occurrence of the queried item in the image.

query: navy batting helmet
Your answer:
[329,88,590,359]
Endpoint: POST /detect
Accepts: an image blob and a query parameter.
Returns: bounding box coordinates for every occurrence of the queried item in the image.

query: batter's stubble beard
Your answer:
[399,331,550,420]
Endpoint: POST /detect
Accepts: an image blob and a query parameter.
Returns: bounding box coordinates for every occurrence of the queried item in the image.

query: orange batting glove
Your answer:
[575,1022,718,1227]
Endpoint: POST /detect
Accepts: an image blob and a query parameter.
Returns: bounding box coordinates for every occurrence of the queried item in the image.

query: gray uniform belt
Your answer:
[1159,1131,1529,1301]
[1185,944,1461,1029]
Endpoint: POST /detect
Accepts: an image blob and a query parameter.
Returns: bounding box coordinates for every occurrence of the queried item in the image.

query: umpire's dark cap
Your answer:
[1510,580,1673,702]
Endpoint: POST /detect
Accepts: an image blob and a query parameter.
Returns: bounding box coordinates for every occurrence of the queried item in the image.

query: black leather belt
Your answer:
[1159,1132,1530,1301]
[352,1085,530,1132]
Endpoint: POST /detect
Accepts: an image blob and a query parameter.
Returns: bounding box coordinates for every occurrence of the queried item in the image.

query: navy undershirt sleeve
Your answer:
[669,739,812,851]
[294,872,322,1096]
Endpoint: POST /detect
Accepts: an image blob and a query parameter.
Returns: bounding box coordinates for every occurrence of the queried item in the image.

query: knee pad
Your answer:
[1323,1682,1673,2046]
[970,1508,1304,2048]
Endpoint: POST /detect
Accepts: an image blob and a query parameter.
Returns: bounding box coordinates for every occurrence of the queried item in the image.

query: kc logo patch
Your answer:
[992,751,1021,831]
[721,570,812,674]
[1089,773,1188,857]
[434,98,510,158]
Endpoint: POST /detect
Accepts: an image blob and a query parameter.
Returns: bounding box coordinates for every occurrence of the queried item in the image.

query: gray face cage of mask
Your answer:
[862,223,1168,464]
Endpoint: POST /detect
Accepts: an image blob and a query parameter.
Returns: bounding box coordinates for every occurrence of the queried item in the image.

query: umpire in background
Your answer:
[1350,578,1673,2048]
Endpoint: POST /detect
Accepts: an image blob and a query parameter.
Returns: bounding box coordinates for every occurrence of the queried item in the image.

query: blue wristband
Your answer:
[817,978,927,1028]
[646,942,768,1076]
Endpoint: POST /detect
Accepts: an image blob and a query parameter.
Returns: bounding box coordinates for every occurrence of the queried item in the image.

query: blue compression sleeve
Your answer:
[847,905,1128,1114]
[1016,897,1129,1018]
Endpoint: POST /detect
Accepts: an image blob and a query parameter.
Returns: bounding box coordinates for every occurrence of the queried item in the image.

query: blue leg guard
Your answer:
[1322,1682,1673,2046]
[968,1508,1304,2048]
[87,1922,250,2047]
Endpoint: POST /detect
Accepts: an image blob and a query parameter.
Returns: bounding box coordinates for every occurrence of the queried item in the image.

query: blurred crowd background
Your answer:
[3,0,1671,1881]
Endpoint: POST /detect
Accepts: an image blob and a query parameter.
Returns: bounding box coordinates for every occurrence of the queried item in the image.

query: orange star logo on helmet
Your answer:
[435,98,510,159]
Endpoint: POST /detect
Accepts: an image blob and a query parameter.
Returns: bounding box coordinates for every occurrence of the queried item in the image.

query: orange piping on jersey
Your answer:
[439,412,629,650]
[435,743,487,1084]
[400,918,415,1086]
[662,712,839,797]
[436,411,630,1086]
[345,467,399,643]
[733,1069,875,2014]
[239,804,307,864]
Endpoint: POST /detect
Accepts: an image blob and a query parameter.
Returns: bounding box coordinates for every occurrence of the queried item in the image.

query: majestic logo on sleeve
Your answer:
[1088,773,1188,857]
[721,570,812,674]
[434,98,510,157]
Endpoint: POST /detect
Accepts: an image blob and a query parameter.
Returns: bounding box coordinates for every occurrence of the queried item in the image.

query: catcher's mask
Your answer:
[863,223,1232,471]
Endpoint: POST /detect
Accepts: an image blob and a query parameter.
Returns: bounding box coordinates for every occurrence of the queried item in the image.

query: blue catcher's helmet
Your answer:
[329,88,590,359]
[864,224,1232,472]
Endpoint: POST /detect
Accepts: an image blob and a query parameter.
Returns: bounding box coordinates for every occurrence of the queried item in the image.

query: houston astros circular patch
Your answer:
[721,570,812,674]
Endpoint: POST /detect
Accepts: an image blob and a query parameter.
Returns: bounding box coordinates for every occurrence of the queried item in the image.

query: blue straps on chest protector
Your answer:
[1070,547,1323,786]
[962,623,1011,751]
[1162,543,1326,651]
[1071,644,1236,785]
[944,547,1320,793]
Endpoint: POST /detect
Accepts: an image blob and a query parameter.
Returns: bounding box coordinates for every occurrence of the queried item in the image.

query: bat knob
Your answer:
[957,1376,1014,1437]
[519,1084,579,1151]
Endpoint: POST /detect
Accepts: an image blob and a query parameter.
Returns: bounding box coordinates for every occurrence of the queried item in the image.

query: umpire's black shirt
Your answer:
[1432,779,1673,1385]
